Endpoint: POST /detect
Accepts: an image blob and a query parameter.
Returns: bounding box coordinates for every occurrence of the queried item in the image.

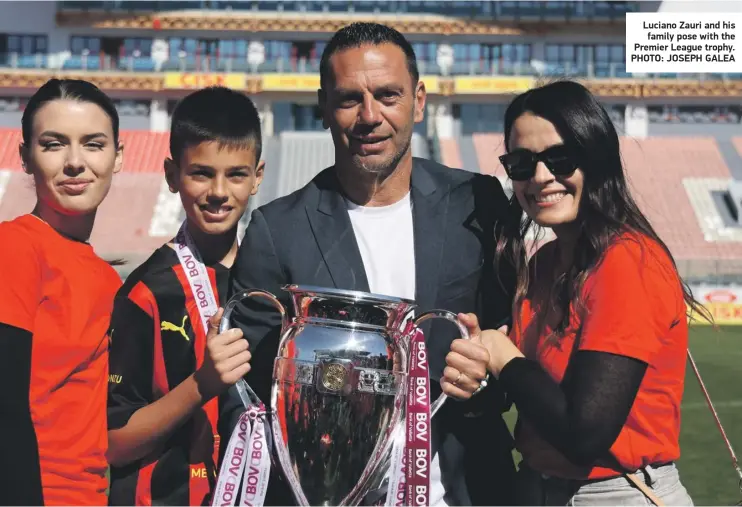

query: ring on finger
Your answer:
[453,371,463,385]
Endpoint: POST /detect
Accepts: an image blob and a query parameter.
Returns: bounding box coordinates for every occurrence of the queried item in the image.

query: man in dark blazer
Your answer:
[228,22,516,505]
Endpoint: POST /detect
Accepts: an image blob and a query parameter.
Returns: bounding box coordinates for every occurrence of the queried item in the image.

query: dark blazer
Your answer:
[228,158,516,505]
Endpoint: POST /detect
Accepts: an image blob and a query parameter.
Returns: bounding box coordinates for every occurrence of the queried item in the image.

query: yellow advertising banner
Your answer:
[164,73,246,90]
[454,76,534,95]
[259,74,441,93]
[420,75,439,93]
[261,74,321,92]
[688,286,742,325]
[690,303,742,326]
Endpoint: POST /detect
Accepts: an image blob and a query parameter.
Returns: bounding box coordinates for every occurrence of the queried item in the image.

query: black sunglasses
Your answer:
[498,145,578,182]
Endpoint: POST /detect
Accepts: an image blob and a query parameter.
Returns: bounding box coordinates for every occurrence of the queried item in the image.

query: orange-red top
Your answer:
[511,233,688,480]
[0,214,121,505]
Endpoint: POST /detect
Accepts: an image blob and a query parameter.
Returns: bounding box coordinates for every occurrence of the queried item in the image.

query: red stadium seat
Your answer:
[0,128,171,263]
[438,137,463,170]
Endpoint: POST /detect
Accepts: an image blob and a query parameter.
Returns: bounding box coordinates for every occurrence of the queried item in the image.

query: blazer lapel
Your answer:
[411,162,450,313]
[305,169,370,292]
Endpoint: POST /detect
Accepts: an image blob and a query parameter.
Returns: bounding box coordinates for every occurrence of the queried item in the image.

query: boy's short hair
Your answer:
[169,86,262,165]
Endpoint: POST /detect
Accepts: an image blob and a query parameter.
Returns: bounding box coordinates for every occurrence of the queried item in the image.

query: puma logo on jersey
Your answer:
[161,315,190,341]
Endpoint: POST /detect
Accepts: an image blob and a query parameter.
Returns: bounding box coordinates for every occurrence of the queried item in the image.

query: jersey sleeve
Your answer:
[0,227,42,331]
[107,285,156,430]
[578,236,681,363]
[0,225,44,503]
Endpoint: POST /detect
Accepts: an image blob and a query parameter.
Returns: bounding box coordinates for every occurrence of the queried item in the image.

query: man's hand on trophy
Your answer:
[194,308,252,402]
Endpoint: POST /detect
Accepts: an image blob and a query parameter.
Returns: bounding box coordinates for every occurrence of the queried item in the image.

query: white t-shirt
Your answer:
[346,192,448,506]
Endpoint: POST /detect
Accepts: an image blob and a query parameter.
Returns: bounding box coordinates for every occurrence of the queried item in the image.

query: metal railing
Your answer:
[57,1,638,20]
[2,53,741,82]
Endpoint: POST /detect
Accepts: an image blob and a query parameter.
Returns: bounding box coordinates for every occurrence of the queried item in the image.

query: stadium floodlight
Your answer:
[436,43,454,77]
[248,41,266,74]
[530,59,547,76]
[178,50,187,72]
[81,48,90,71]
[151,39,169,72]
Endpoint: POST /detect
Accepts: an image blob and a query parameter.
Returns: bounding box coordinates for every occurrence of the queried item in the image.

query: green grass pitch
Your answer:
[502,325,742,505]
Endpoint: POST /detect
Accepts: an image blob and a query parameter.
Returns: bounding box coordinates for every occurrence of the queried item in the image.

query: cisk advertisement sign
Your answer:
[689,285,742,325]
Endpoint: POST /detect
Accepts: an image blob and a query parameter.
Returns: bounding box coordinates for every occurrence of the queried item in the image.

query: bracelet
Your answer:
[472,373,490,396]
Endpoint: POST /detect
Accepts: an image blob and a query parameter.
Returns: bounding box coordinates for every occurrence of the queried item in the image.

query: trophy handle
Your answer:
[220,289,288,408]
[412,310,470,417]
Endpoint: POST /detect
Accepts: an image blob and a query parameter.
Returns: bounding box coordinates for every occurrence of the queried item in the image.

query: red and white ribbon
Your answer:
[386,329,432,506]
[173,222,219,335]
[241,405,271,507]
[212,405,271,507]
[174,222,269,505]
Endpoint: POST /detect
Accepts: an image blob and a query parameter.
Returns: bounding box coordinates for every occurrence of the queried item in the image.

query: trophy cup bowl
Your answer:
[221,285,468,506]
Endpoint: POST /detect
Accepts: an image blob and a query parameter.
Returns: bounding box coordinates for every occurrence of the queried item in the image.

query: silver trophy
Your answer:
[221,285,469,506]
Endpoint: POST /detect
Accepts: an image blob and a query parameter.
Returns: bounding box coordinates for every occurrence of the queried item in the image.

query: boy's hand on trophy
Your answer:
[441,313,491,400]
[194,308,252,401]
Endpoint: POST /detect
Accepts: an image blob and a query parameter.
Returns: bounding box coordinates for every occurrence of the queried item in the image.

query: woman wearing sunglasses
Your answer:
[441,80,709,505]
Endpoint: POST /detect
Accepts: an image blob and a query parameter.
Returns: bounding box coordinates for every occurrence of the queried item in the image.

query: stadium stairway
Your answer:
[458,135,482,174]
[411,132,431,160]
[276,131,336,199]
[734,138,742,160]
[240,134,280,236]
[716,138,742,180]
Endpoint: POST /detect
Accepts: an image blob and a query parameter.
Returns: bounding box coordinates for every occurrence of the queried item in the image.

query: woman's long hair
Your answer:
[496,80,711,336]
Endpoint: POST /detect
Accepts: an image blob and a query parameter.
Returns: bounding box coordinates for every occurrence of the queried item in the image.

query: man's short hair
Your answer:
[169,86,262,165]
[319,22,419,90]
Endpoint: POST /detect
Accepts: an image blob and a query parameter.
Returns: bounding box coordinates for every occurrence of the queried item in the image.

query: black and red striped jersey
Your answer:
[107,245,238,506]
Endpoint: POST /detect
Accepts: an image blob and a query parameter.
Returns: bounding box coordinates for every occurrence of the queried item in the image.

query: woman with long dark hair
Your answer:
[0,79,123,505]
[441,80,708,505]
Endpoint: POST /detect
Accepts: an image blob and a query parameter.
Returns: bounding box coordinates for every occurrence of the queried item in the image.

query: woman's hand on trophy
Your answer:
[440,312,491,400]
[194,308,252,402]
[453,313,524,380]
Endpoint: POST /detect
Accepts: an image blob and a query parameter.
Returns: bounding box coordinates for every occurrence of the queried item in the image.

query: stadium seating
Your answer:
[442,132,742,276]
[472,133,506,178]
[438,138,463,170]
[3,126,742,279]
[0,129,168,264]
[0,129,435,264]
[620,137,742,262]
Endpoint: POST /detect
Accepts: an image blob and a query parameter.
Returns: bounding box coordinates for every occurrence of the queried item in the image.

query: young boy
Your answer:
[106,86,264,506]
